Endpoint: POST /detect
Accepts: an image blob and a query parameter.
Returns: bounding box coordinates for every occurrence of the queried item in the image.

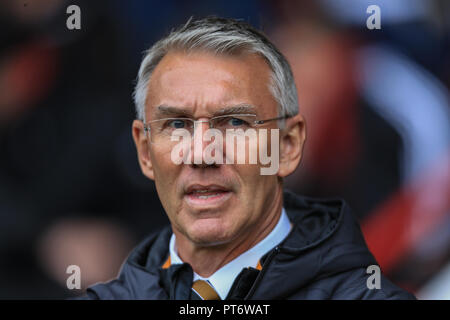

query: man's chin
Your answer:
[186,224,234,247]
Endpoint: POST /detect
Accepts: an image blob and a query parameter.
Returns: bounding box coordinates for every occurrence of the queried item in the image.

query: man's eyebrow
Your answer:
[155,105,193,117]
[213,104,257,116]
[153,103,257,118]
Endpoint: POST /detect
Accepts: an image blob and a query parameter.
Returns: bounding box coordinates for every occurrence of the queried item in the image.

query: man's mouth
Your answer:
[189,190,226,199]
[184,184,232,206]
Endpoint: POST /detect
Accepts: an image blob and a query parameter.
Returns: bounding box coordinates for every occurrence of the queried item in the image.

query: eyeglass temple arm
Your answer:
[254,115,292,125]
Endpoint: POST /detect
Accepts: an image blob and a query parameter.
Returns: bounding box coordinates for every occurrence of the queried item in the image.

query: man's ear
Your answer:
[132,120,155,180]
[278,114,306,178]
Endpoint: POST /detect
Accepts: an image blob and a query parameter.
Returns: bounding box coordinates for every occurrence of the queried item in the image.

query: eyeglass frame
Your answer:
[142,114,292,136]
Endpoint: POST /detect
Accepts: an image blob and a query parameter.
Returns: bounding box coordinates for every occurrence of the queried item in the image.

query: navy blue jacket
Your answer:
[81,190,416,299]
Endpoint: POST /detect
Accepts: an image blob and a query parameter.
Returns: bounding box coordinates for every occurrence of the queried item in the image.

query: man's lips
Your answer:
[185,184,229,194]
[184,184,232,207]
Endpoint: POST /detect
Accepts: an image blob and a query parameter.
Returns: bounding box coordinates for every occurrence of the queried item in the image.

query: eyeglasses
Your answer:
[143,114,290,144]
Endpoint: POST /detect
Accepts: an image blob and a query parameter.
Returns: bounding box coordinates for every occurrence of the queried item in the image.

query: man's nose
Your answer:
[191,120,211,166]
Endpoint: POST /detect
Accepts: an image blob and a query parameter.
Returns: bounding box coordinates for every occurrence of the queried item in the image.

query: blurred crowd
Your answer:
[0,0,449,299]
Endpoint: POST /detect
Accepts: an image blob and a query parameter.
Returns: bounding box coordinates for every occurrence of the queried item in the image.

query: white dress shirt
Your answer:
[169,207,292,299]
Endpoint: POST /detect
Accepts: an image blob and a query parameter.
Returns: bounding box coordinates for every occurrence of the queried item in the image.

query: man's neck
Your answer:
[173,187,284,277]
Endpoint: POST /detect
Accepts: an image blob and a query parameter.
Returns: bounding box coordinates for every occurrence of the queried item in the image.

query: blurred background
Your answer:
[0,0,449,299]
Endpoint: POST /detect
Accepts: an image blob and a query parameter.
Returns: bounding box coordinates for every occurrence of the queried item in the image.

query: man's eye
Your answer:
[167,119,187,129]
[227,117,248,127]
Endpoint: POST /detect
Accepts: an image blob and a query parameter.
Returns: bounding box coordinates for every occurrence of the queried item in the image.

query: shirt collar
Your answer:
[169,207,291,299]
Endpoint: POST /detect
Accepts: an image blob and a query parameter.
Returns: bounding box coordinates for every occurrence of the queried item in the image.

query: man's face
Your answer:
[133,51,297,247]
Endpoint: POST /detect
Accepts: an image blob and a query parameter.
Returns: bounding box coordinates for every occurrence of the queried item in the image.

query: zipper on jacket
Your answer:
[244,246,281,300]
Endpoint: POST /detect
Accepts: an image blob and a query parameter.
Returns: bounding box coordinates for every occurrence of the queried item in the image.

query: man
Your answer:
[82,17,415,299]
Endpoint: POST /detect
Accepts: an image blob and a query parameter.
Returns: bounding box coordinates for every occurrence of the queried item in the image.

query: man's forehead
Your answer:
[146,51,276,118]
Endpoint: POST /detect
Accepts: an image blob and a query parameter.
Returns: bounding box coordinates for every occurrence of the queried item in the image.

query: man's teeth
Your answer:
[197,194,220,199]
[191,190,225,199]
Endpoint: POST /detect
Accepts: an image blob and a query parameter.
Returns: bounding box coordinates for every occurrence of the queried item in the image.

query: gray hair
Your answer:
[133,16,299,122]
